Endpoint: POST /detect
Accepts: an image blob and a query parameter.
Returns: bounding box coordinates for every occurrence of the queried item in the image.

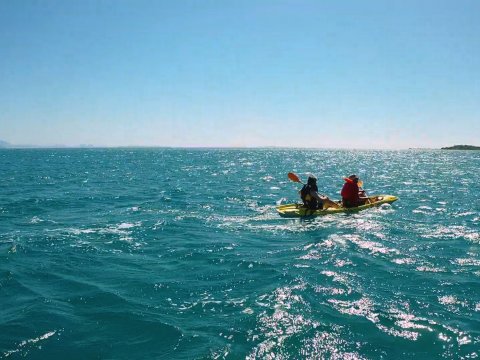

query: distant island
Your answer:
[0,139,11,148]
[0,139,69,149]
[441,145,480,150]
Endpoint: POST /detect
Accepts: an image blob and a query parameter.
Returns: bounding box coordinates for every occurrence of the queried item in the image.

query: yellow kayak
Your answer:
[276,195,398,217]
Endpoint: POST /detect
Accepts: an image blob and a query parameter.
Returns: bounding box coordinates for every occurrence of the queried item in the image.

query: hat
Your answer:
[307,175,317,185]
[348,174,358,180]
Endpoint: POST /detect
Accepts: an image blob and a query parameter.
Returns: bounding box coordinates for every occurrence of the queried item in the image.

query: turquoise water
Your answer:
[1,148,479,359]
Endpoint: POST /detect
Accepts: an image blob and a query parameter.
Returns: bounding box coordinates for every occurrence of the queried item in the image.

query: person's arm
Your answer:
[358,187,367,199]
[353,184,362,201]
[310,190,323,201]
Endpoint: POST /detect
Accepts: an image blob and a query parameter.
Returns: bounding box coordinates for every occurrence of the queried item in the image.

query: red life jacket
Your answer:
[341,178,359,202]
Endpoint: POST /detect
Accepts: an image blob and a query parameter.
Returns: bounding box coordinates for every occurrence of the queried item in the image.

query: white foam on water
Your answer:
[453,211,476,217]
[453,258,480,266]
[324,234,348,247]
[415,266,447,273]
[412,207,433,215]
[68,228,96,235]
[421,225,480,242]
[314,286,347,295]
[328,299,443,342]
[321,270,351,286]
[438,295,459,305]
[334,259,352,267]
[305,335,367,359]
[344,234,399,255]
[247,285,317,360]
[117,222,140,229]
[298,250,322,260]
[328,297,379,323]
[3,330,57,358]
[392,257,416,265]
[29,216,43,224]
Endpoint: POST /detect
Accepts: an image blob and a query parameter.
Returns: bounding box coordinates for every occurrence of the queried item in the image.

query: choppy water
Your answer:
[0,148,479,359]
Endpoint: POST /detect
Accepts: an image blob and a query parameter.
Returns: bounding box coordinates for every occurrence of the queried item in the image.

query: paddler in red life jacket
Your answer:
[300,175,341,210]
[341,174,367,208]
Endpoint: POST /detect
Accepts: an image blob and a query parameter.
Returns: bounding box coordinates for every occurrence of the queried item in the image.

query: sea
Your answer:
[0,148,479,359]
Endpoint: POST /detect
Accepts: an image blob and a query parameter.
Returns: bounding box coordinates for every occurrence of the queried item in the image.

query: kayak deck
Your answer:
[276,195,398,217]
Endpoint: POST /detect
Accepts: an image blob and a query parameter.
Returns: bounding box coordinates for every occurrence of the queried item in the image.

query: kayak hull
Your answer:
[276,195,398,217]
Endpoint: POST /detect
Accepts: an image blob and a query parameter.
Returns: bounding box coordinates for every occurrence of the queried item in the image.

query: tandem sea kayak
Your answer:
[276,195,398,217]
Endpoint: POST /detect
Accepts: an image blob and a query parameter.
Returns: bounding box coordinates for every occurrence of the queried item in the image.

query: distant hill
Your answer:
[441,145,480,150]
[0,140,11,148]
[0,140,69,148]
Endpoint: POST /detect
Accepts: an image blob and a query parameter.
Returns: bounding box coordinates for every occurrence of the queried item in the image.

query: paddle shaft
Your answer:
[359,186,372,204]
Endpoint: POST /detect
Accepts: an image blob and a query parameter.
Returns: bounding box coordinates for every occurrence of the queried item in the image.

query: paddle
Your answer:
[357,180,372,204]
[287,172,304,184]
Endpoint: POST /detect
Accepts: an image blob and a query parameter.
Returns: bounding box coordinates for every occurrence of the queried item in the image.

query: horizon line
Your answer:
[0,144,448,151]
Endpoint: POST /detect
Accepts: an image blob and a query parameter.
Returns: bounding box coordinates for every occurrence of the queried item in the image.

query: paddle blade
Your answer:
[358,180,363,187]
[288,172,302,183]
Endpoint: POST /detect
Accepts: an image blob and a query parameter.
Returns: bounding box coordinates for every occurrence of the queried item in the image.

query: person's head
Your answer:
[348,174,359,183]
[307,175,317,186]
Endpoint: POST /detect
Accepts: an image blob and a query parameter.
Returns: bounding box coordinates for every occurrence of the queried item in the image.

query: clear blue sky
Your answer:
[1,0,479,148]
